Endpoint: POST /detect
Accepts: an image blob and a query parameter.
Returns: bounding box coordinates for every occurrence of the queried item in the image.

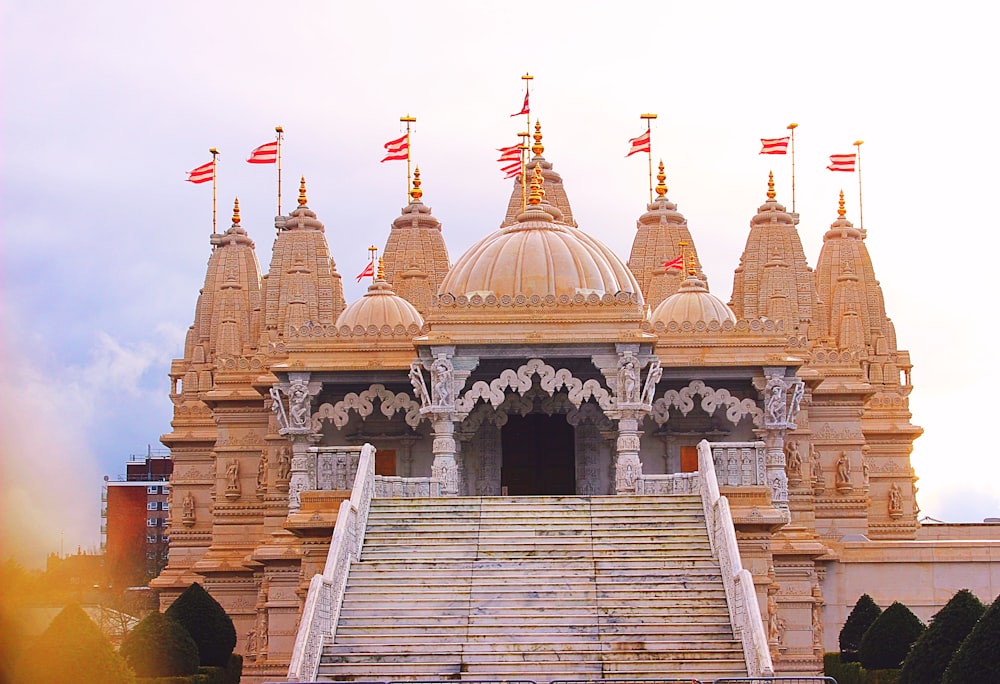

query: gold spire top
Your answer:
[298,176,308,206]
[531,120,544,157]
[655,160,668,198]
[838,189,846,218]
[231,197,241,225]
[528,164,543,206]
[410,166,423,202]
[687,251,698,277]
[377,257,385,280]
[767,171,776,200]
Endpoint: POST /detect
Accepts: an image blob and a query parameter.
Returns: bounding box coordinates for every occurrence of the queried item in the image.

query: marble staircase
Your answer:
[316,495,747,682]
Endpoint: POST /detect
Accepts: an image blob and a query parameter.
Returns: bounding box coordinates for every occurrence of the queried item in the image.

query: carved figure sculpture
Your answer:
[836,452,851,486]
[226,458,240,493]
[640,357,662,405]
[245,627,258,657]
[618,355,639,403]
[256,451,268,490]
[862,457,871,488]
[182,491,195,521]
[786,440,802,476]
[811,444,822,482]
[409,361,430,407]
[765,379,787,425]
[788,381,805,421]
[269,387,289,430]
[767,591,780,641]
[431,357,454,407]
[276,447,291,481]
[812,585,824,652]
[288,380,310,428]
[889,482,903,514]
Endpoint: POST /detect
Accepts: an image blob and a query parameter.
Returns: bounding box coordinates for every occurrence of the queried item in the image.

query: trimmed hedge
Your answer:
[841,594,883,662]
[164,583,236,668]
[15,603,136,684]
[120,611,200,677]
[859,601,925,670]
[900,588,985,684]
[942,592,1000,683]
[825,652,865,684]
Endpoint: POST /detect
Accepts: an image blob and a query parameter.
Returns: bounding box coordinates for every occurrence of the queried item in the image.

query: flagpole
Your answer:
[641,114,657,203]
[275,126,284,217]
[518,131,529,212]
[368,244,378,284]
[400,115,416,201]
[854,139,864,231]
[209,147,219,234]
[787,123,798,213]
[522,73,533,144]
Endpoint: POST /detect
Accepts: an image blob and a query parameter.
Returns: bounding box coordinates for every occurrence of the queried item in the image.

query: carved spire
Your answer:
[377,257,386,281]
[231,197,241,226]
[767,171,776,200]
[531,120,544,157]
[528,163,543,206]
[298,176,308,207]
[838,189,846,218]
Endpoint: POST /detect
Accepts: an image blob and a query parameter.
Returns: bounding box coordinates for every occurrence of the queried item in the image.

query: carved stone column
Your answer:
[603,347,659,495]
[430,418,459,496]
[269,372,322,512]
[614,413,643,494]
[413,351,469,497]
[754,367,805,510]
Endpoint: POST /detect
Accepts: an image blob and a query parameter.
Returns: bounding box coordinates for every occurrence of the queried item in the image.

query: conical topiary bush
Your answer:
[119,610,200,677]
[840,593,883,662]
[942,592,1000,684]
[900,588,985,684]
[858,600,925,670]
[164,582,237,667]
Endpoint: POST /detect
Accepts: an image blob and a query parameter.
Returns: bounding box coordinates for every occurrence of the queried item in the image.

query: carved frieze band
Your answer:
[312,383,422,430]
[650,379,764,427]
[455,358,613,413]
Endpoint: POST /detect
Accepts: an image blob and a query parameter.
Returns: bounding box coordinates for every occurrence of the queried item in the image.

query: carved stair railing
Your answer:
[287,443,376,682]
[697,439,774,678]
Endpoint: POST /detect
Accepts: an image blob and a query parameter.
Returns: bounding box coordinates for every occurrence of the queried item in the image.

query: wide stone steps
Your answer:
[317,494,746,683]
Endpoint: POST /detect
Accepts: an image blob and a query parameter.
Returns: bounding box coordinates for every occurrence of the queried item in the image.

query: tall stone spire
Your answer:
[627,160,705,310]
[730,172,817,334]
[381,167,451,316]
[501,122,577,227]
[260,177,345,339]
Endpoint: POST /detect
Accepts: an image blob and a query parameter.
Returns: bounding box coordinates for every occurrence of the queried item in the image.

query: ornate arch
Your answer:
[650,380,763,427]
[456,358,613,414]
[312,383,422,430]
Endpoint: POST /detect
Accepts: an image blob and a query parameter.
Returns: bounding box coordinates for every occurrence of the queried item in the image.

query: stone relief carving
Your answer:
[256,450,268,491]
[617,352,640,403]
[650,380,763,427]
[889,482,903,516]
[276,446,291,482]
[269,387,289,431]
[431,356,455,408]
[181,491,195,526]
[288,379,311,429]
[225,458,240,496]
[765,377,787,426]
[836,452,852,491]
[313,384,422,430]
[640,357,662,405]
[456,358,613,413]
[409,361,431,408]
[785,440,803,480]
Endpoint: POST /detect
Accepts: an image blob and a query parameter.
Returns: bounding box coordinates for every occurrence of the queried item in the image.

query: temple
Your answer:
[152,125,997,683]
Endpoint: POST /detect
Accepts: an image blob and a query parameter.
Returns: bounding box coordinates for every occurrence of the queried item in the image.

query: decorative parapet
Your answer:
[636,472,699,495]
[373,476,441,498]
[435,290,642,309]
[711,442,767,487]
[697,439,774,678]
[287,322,427,339]
[287,443,376,682]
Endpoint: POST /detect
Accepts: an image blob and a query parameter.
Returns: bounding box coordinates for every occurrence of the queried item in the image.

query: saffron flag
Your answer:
[186,161,214,184]
[381,133,409,162]
[759,137,790,155]
[247,140,278,164]
[663,255,684,271]
[827,153,857,172]
[626,129,651,157]
[356,260,375,282]
[511,90,529,117]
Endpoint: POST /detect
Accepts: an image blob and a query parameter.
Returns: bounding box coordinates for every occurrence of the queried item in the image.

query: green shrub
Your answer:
[867,669,902,684]
[900,588,986,684]
[942,592,1000,684]
[824,652,865,684]
[14,603,136,684]
[164,583,236,667]
[859,601,925,670]
[120,611,200,677]
[841,593,883,662]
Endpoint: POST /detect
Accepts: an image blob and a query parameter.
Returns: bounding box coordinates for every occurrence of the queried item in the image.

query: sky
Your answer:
[2,2,998,567]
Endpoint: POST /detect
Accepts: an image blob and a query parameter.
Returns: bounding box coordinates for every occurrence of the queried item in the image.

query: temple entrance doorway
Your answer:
[500,414,576,495]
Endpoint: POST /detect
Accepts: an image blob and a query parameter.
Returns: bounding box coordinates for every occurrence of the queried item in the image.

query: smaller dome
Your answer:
[336,279,424,332]
[651,275,736,326]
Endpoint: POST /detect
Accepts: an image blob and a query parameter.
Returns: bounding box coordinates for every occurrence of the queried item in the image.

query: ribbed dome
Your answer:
[651,274,736,326]
[336,279,424,331]
[439,205,641,301]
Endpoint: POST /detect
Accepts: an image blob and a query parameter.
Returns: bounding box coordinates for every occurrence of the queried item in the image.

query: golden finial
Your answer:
[231,197,241,225]
[838,189,846,218]
[298,176,308,206]
[528,164,543,206]
[410,166,423,202]
[655,160,668,198]
[687,251,698,277]
[767,171,776,200]
[531,120,544,157]
[377,257,385,280]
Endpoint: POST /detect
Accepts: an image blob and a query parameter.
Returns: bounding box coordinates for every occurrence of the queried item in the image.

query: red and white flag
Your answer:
[501,162,522,179]
[356,260,375,282]
[626,129,651,157]
[827,153,857,172]
[511,90,529,117]
[759,137,790,155]
[247,140,278,164]
[186,161,214,184]
[381,133,409,162]
[663,255,684,271]
[497,143,523,178]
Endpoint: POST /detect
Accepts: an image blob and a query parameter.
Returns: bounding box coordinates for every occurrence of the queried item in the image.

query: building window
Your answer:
[147,535,157,544]
[161,535,170,543]
[161,501,170,511]
[147,485,159,494]
[147,502,158,511]
[147,518,159,527]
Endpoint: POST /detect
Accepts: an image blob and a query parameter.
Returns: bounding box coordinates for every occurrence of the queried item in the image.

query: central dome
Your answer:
[439,206,641,301]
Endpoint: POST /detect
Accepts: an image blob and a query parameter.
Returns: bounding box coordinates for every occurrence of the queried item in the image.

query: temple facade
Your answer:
[152,125,997,682]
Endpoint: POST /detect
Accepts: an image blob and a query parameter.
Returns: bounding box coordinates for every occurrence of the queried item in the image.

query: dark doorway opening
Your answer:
[500,413,576,495]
